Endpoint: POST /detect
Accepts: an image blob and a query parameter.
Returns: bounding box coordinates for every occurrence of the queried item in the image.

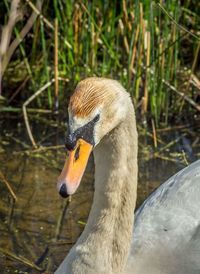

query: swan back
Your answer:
[127,159,200,274]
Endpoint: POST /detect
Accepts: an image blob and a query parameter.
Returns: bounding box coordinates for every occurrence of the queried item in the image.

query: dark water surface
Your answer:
[0,118,199,273]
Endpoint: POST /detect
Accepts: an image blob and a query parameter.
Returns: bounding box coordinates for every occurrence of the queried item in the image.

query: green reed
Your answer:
[2,1,199,125]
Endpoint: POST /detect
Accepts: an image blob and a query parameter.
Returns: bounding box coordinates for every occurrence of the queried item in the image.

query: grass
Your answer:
[1,0,200,126]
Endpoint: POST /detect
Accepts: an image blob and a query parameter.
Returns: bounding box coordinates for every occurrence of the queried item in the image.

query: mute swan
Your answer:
[56,77,200,274]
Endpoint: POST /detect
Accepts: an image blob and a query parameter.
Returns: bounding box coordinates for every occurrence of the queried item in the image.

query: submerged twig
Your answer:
[8,136,30,149]
[7,197,16,228]
[22,77,69,148]
[154,154,181,163]
[53,198,71,242]
[156,124,191,132]
[181,150,189,166]
[23,79,55,148]
[35,247,49,266]
[8,75,30,103]
[0,171,17,201]
[138,125,165,145]
[154,133,187,156]
[0,247,43,271]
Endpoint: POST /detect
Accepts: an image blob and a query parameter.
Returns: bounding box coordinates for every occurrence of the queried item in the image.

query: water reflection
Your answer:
[0,130,199,273]
[0,149,94,273]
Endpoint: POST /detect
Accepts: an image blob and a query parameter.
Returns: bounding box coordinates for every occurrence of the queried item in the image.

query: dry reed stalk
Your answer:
[0,107,52,113]
[91,16,102,69]
[0,0,21,95]
[26,0,72,48]
[0,0,42,97]
[160,40,165,74]
[156,2,200,41]
[135,3,144,99]
[151,118,157,148]
[122,0,132,31]
[143,29,150,113]
[122,0,129,30]
[169,23,176,80]
[73,3,79,61]
[80,2,116,62]
[140,62,200,112]
[25,0,52,29]
[186,41,200,92]
[2,0,42,73]
[140,3,144,34]
[118,19,129,54]
[54,18,59,108]
[162,78,200,112]
[190,74,200,90]
[191,42,200,75]
[124,36,130,55]
[158,39,165,113]
[129,23,139,78]
[91,21,95,67]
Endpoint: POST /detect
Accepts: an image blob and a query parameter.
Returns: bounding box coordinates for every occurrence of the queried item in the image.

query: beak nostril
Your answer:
[59,184,69,198]
[74,145,80,161]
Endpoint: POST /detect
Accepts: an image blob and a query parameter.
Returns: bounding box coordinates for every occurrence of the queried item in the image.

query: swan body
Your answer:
[55,77,200,274]
[127,159,200,274]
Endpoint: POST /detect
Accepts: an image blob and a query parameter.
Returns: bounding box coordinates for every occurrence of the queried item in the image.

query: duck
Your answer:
[55,77,200,274]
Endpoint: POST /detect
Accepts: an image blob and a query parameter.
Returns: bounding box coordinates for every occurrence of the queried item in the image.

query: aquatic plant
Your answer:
[0,0,199,126]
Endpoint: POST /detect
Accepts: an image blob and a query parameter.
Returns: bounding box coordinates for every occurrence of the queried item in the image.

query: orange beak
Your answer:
[57,139,93,197]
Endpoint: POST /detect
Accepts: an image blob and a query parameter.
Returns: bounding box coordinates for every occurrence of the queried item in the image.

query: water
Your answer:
[0,118,199,273]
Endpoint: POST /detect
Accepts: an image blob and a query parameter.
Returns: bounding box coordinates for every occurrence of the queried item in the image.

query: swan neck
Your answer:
[84,107,138,273]
[56,104,138,274]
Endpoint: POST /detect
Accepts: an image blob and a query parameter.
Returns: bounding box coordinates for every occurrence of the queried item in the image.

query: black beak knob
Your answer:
[59,184,69,198]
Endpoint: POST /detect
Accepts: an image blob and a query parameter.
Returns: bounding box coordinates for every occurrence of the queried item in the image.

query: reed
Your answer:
[1,1,199,125]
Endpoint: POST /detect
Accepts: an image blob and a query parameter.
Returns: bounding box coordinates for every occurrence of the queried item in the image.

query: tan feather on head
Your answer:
[69,77,115,118]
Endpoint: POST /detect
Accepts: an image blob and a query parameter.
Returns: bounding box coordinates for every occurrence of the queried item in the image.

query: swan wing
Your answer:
[127,159,200,274]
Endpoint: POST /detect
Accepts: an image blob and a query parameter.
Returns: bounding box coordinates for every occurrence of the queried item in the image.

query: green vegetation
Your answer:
[1,0,200,126]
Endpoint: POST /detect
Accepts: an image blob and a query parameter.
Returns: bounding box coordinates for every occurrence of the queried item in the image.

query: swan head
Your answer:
[57,77,130,198]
